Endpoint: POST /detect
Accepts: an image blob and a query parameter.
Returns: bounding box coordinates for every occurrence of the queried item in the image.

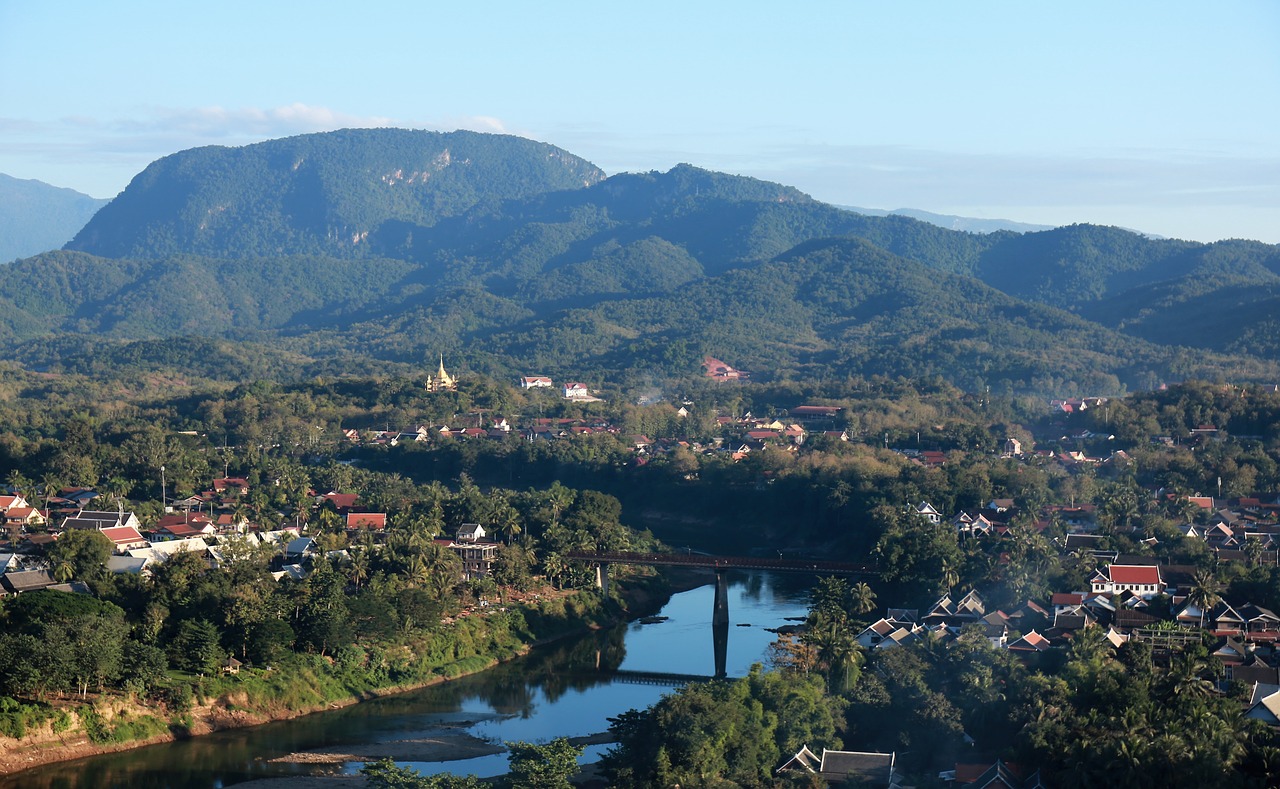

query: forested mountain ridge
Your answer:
[66,128,606,259]
[0,128,1276,391]
[0,174,108,263]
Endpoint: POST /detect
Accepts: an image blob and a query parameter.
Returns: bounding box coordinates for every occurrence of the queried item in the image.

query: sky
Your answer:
[1,1,1277,243]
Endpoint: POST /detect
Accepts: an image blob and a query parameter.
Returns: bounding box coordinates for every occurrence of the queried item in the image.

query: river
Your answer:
[0,571,813,789]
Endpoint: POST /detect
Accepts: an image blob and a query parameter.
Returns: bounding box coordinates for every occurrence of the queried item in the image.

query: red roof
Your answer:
[325,493,359,510]
[161,522,208,538]
[346,512,387,530]
[1051,592,1085,606]
[100,526,146,546]
[1108,565,1162,585]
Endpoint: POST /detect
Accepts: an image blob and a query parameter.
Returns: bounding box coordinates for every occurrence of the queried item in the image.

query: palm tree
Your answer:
[1187,569,1222,631]
[40,473,63,515]
[347,550,371,590]
[940,558,960,594]
[849,581,877,618]
[6,470,33,503]
[546,482,574,527]
[52,557,74,583]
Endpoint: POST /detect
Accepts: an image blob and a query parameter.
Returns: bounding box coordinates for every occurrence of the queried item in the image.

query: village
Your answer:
[1,370,1279,786]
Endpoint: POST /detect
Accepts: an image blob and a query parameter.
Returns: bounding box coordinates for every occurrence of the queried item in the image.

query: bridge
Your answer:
[565,551,874,623]
[565,551,876,677]
[563,668,718,687]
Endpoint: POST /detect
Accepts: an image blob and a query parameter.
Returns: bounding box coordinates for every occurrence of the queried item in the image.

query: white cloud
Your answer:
[0,105,529,196]
[130,103,398,139]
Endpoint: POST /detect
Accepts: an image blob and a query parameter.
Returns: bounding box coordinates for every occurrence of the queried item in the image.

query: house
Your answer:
[520,376,553,389]
[1246,683,1280,725]
[0,569,57,595]
[915,502,942,524]
[857,618,914,649]
[0,494,30,512]
[1090,564,1165,598]
[272,564,308,582]
[4,506,44,529]
[323,492,360,511]
[777,745,900,787]
[283,537,318,563]
[451,523,482,543]
[153,517,216,541]
[58,488,99,506]
[943,760,1047,788]
[563,382,597,401]
[924,591,985,625]
[918,451,948,468]
[1006,630,1052,654]
[702,356,748,381]
[106,555,151,576]
[346,512,387,531]
[215,513,249,533]
[61,509,143,533]
[129,538,210,565]
[99,525,150,553]
[212,477,250,494]
[451,539,499,580]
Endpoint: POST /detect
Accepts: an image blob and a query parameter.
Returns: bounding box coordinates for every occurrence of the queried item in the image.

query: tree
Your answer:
[46,528,113,583]
[360,758,483,789]
[169,619,224,675]
[1188,569,1222,629]
[506,738,584,789]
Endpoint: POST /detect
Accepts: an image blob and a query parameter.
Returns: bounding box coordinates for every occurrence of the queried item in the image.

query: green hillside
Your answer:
[0,174,108,262]
[1,128,1276,392]
[66,129,605,259]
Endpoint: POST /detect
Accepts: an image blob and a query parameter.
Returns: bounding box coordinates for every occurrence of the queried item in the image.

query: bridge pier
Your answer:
[712,569,729,626]
[594,562,611,596]
[712,570,730,677]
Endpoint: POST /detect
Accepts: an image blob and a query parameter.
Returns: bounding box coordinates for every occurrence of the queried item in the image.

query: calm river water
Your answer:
[1,572,812,789]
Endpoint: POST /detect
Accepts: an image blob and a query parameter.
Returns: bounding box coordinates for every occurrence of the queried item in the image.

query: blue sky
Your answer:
[1,1,1277,243]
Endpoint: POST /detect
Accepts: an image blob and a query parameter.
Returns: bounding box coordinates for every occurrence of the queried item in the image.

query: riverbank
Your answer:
[0,568,706,779]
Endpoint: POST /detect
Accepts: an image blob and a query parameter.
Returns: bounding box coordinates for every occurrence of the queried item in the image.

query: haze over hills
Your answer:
[0,174,109,263]
[842,205,1055,235]
[2,128,1278,394]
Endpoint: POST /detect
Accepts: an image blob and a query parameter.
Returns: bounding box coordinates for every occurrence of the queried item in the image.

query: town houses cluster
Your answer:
[0,482,504,595]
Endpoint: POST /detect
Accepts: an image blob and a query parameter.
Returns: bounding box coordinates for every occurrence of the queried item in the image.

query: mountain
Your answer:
[843,205,1055,234]
[67,128,605,259]
[1,128,1276,392]
[0,174,108,262]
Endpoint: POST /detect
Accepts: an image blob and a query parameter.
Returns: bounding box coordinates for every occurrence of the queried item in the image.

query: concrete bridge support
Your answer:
[594,562,611,596]
[712,570,729,626]
[712,570,730,678]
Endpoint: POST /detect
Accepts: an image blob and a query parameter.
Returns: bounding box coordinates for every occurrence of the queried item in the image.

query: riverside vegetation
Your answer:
[3,128,1280,786]
[2,372,1280,785]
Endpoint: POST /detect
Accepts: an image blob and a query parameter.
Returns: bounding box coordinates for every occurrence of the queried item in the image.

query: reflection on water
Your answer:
[0,572,811,789]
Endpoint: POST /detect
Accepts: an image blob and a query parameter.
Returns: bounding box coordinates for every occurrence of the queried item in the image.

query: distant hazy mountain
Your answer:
[0,174,108,262]
[841,205,1055,234]
[67,128,605,259]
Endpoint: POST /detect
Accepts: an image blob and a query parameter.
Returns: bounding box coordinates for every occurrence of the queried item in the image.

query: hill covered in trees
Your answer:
[66,129,606,260]
[0,175,108,263]
[0,129,1276,393]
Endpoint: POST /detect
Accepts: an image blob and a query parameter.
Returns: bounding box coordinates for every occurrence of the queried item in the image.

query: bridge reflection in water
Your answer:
[566,551,876,678]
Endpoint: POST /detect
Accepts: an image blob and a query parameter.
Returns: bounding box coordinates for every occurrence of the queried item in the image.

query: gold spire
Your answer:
[426,354,458,392]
